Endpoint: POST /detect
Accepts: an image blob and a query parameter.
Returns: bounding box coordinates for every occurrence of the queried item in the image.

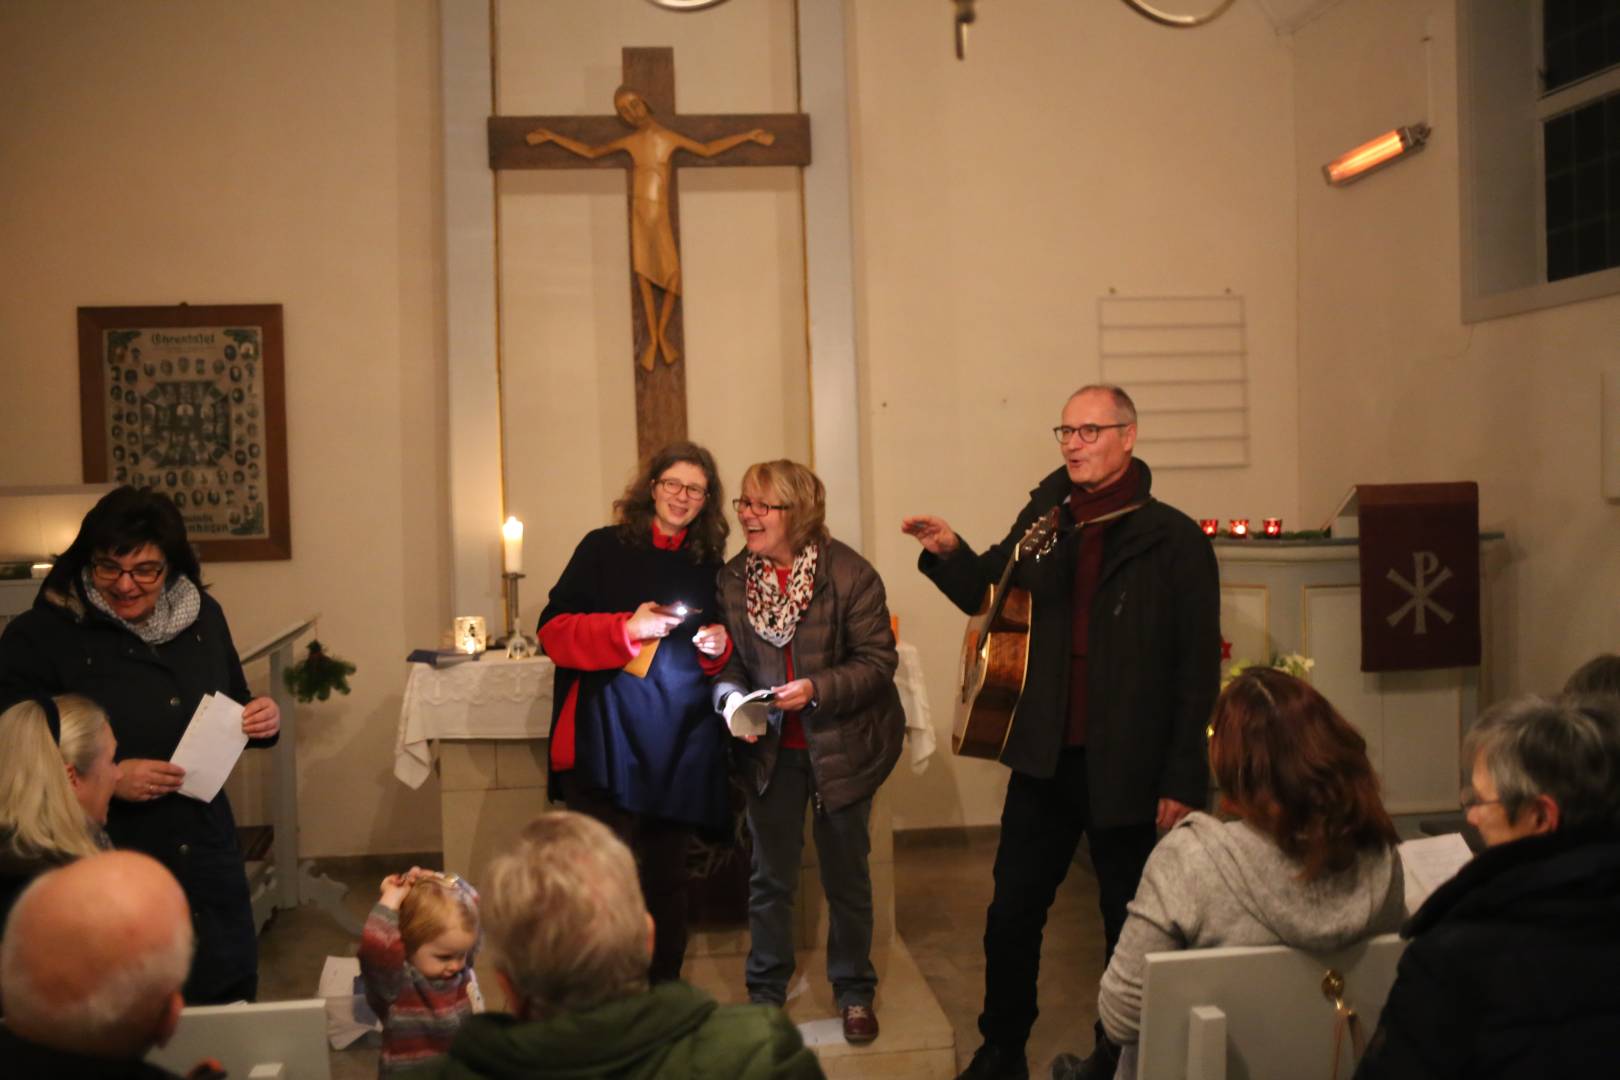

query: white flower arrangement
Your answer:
[1222,652,1314,688]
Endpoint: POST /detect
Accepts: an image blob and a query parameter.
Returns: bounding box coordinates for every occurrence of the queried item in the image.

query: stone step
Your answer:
[683,938,957,1079]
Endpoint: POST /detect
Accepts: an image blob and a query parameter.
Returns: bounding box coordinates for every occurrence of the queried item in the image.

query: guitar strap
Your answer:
[1062,499,1148,533]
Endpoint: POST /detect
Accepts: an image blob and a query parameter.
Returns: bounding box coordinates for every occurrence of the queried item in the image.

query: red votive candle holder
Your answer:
[1228,518,1250,538]
[1199,518,1219,537]
[1262,517,1283,537]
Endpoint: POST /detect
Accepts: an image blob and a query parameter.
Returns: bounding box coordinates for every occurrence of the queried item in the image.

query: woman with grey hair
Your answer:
[432,812,823,1079]
[1357,695,1620,1077]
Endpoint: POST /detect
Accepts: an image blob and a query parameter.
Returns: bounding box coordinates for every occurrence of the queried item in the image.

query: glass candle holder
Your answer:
[1228,518,1250,538]
[1199,518,1219,537]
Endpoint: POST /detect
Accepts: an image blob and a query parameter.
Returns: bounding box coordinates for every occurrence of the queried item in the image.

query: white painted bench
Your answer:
[147,997,330,1079]
[1134,933,1406,1080]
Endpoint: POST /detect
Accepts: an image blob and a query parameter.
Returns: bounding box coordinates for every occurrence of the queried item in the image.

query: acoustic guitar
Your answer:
[952,508,1061,759]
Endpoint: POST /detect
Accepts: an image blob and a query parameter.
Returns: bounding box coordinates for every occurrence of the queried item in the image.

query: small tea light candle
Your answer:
[1262,517,1283,537]
[1199,518,1219,537]
[502,516,524,573]
[1228,518,1250,538]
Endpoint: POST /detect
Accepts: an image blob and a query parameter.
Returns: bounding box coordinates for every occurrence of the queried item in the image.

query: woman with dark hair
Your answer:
[535,441,733,984]
[1054,668,1404,1080]
[0,486,279,1003]
[712,459,904,1045]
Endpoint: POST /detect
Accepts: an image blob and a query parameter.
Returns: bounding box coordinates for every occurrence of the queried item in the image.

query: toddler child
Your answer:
[358,867,481,1074]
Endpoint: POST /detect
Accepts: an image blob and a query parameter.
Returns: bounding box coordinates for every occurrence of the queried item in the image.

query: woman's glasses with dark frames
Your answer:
[89,560,166,585]
[732,497,789,515]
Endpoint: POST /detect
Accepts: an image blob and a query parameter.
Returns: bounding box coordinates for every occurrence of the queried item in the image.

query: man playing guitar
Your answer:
[902,384,1220,1080]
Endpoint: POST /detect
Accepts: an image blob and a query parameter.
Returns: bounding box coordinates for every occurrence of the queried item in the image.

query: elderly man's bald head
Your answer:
[1,850,193,1058]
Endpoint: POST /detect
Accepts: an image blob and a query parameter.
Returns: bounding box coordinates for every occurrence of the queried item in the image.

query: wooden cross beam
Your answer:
[490,47,812,463]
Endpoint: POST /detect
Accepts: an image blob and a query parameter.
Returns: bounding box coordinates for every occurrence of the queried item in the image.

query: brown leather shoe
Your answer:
[842,1003,879,1044]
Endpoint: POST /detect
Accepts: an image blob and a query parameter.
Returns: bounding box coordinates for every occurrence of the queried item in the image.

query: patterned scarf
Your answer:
[81,568,202,646]
[744,543,819,648]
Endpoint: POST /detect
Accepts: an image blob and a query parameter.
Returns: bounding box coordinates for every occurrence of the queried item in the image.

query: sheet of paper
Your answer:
[724,689,773,738]
[318,955,380,1049]
[1397,832,1474,915]
[171,692,249,802]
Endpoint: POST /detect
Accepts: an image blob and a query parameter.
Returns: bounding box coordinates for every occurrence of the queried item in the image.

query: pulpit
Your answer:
[1216,524,1504,814]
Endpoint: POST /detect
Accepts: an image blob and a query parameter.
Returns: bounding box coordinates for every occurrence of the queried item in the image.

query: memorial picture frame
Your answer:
[78,303,291,562]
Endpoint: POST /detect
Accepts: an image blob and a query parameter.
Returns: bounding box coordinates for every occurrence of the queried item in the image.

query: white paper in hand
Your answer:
[171,692,248,802]
[724,689,775,739]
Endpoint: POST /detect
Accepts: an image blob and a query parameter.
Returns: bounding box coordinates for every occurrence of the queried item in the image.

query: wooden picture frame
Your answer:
[78,303,291,562]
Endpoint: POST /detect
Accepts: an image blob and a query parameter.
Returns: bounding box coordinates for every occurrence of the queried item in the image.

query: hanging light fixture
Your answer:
[1323,124,1431,186]
[1118,0,1237,28]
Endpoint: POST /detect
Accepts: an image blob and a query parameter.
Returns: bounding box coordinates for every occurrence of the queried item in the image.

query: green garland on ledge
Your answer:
[283,640,357,703]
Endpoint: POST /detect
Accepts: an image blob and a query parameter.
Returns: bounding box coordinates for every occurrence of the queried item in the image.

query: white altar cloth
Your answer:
[394,643,936,788]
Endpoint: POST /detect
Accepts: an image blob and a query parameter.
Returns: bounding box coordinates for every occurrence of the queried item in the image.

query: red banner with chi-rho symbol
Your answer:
[1357,483,1481,672]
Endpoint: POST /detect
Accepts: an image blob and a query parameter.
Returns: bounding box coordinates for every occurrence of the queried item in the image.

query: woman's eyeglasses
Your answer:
[654,478,708,501]
[732,497,789,515]
[90,559,166,586]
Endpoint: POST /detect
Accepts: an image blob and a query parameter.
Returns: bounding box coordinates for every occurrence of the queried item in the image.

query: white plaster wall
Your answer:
[848,0,1302,828]
[0,0,447,856]
[0,0,1315,850]
[493,0,808,633]
[1293,0,1620,701]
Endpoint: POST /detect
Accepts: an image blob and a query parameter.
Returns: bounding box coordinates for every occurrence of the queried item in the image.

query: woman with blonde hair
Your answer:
[0,694,121,931]
[713,459,904,1045]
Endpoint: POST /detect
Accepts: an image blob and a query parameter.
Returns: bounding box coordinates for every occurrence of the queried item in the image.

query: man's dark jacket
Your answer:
[0,1024,182,1079]
[920,461,1219,828]
[1355,826,1620,1079]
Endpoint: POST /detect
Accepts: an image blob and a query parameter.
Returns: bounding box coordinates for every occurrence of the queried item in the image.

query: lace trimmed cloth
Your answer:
[392,645,938,789]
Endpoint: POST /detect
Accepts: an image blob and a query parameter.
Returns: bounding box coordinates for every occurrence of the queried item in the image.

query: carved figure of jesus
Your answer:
[525,87,775,371]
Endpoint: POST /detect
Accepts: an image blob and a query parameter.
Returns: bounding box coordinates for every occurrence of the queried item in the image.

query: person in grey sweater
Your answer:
[1055,668,1405,1080]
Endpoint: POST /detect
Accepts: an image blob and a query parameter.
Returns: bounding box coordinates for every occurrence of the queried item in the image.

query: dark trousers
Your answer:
[745,748,877,1009]
[563,782,695,984]
[979,749,1158,1053]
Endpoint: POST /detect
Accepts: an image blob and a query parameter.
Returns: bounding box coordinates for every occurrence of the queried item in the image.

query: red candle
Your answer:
[1263,517,1283,537]
[1200,518,1219,537]
[1228,519,1249,538]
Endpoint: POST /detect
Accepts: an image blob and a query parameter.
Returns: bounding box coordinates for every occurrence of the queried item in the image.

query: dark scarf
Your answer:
[1067,460,1144,746]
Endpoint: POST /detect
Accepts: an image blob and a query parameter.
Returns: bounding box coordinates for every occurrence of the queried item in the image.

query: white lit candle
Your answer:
[502,516,524,573]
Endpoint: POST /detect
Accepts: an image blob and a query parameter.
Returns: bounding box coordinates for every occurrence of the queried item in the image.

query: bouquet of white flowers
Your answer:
[1222,652,1314,688]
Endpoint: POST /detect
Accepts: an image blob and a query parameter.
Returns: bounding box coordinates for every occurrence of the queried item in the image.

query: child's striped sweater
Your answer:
[359,903,478,1074]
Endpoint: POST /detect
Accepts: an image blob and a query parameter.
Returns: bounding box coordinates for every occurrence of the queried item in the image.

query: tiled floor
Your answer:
[253,831,1107,1079]
[893,829,1107,1076]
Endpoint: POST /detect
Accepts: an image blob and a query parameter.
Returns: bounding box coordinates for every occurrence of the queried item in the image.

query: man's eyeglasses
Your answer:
[1459,792,1502,812]
[654,478,708,501]
[90,559,166,586]
[732,497,789,515]
[1052,423,1131,445]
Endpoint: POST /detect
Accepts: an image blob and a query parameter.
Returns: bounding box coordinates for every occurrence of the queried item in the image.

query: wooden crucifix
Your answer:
[489,47,811,462]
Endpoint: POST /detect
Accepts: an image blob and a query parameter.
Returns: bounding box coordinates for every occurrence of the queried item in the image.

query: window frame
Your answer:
[1459,0,1620,322]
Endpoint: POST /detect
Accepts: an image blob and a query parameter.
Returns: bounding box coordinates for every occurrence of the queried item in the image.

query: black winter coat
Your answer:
[920,462,1219,828]
[714,538,905,813]
[536,526,728,830]
[0,578,274,1003]
[1356,827,1620,1079]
